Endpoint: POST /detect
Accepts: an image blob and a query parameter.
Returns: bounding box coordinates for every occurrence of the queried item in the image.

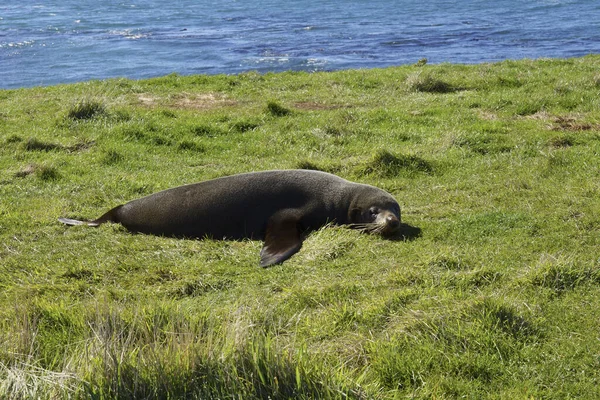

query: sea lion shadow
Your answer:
[385,223,422,242]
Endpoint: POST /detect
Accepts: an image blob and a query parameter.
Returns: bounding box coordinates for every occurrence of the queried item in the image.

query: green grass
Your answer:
[1,56,600,398]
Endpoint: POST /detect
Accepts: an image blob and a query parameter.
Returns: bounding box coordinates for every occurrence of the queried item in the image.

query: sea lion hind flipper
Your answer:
[259,216,303,268]
[58,205,121,228]
[58,217,101,227]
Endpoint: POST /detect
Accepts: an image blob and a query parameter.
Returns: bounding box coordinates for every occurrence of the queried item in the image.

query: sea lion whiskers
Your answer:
[347,222,382,233]
[348,220,396,236]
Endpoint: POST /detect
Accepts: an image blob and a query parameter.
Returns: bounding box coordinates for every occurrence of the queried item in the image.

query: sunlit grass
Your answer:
[1,56,600,398]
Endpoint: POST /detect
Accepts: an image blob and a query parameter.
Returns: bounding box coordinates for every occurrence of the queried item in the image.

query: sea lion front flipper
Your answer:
[259,215,303,267]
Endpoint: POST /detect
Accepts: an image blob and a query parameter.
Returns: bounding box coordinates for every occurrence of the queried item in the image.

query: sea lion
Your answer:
[59,169,401,267]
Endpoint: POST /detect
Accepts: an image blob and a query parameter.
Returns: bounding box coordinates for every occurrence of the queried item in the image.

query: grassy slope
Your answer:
[1,56,600,398]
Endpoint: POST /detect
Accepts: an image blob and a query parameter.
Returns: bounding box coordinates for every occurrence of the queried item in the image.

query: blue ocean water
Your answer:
[1,0,599,89]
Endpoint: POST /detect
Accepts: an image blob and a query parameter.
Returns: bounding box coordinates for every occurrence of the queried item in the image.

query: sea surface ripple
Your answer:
[1,0,599,88]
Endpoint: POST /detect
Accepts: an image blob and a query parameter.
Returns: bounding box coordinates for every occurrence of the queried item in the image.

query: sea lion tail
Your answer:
[58,205,122,228]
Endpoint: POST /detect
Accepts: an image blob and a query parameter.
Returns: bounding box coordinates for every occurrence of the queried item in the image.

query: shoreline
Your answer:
[2,53,599,90]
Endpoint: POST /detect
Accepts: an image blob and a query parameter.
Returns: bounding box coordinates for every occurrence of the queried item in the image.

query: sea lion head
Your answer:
[348,185,401,236]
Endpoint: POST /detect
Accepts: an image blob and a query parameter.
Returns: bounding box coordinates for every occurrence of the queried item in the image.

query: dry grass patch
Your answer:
[525,110,553,121]
[476,110,499,121]
[525,111,600,131]
[293,101,348,110]
[137,92,238,110]
[551,115,598,132]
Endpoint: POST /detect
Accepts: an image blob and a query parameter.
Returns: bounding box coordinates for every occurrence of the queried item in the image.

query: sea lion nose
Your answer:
[386,214,400,229]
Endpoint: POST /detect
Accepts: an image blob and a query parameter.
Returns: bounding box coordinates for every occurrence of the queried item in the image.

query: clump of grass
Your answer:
[295,161,340,174]
[149,135,173,146]
[160,109,177,118]
[68,140,96,152]
[266,101,291,117]
[111,108,132,122]
[547,135,574,148]
[177,140,206,152]
[122,123,174,147]
[296,160,322,171]
[428,254,471,271]
[36,165,60,181]
[442,268,503,290]
[102,149,124,165]
[359,149,434,177]
[14,162,64,181]
[452,133,512,155]
[5,134,23,144]
[67,98,106,120]
[527,257,600,296]
[323,125,345,137]
[515,100,546,116]
[496,75,523,88]
[191,124,225,137]
[476,298,540,340]
[543,151,571,174]
[1,302,360,399]
[230,119,260,133]
[62,267,96,282]
[23,138,63,152]
[176,278,235,298]
[369,296,541,395]
[406,72,456,93]
[414,58,428,67]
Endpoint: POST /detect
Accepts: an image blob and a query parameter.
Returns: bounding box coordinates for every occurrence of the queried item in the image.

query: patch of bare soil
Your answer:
[551,116,598,132]
[526,112,599,132]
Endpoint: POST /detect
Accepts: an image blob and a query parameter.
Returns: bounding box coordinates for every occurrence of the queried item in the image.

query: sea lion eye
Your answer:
[369,208,379,218]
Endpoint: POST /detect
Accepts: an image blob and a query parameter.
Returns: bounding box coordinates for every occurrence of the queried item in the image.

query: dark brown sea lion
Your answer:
[59,169,401,267]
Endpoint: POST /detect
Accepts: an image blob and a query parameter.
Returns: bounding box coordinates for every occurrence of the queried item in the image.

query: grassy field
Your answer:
[1,56,600,399]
